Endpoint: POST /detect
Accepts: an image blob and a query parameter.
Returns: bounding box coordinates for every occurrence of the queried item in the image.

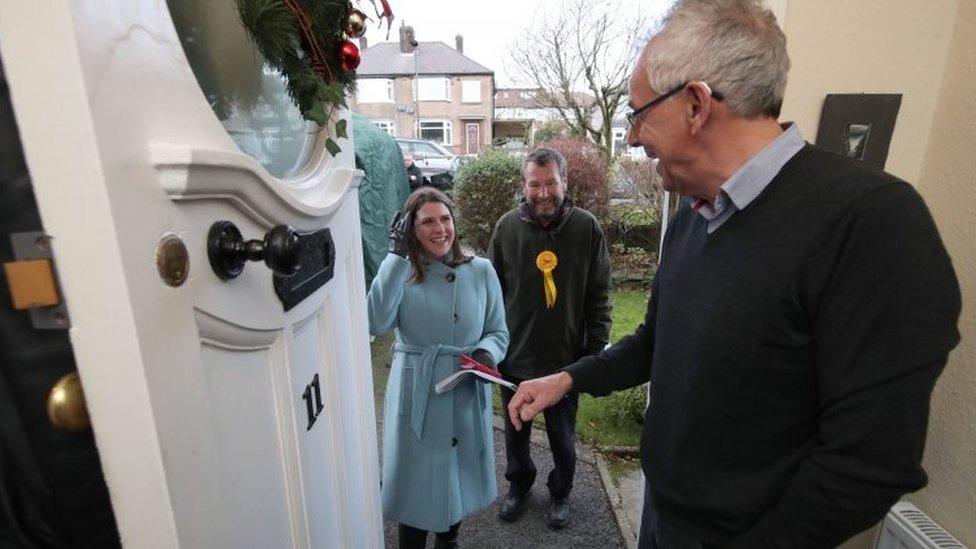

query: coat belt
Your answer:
[393,342,487,447]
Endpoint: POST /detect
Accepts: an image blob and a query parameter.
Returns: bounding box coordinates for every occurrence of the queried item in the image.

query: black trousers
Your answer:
[501,377,579,500]
[398,521,460,549]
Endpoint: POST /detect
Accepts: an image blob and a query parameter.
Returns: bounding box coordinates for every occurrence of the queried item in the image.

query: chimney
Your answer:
[400,24,416,53]
[455,34,464,54]
[359,36,368,50]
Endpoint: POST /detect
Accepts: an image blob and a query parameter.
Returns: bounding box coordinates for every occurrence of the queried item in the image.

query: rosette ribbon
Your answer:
[536,250,558,308]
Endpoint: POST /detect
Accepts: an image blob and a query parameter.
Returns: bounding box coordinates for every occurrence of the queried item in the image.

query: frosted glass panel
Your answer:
[167,0,318,178]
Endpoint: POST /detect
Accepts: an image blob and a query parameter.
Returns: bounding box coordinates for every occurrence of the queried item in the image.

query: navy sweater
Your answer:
[565,145,961,547]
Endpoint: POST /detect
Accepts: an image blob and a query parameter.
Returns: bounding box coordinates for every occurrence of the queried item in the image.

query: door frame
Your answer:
[0,2,381,546]
[0,3,179,544]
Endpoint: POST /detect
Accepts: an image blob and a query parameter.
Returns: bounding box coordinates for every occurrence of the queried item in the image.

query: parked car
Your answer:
[448,154,478,175]
[396,138,456,177]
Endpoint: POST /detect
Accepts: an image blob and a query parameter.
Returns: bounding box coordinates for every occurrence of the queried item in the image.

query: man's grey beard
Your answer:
[531,198,563,223]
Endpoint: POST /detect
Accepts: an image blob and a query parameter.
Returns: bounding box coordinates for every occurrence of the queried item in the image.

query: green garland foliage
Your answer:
[237,0,358,154]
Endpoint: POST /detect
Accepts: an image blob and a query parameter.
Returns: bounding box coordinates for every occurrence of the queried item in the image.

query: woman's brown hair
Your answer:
[402,187,472,283]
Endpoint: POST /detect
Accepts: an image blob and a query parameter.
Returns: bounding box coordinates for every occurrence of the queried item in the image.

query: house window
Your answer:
[372,120,396,136]
[420,120,452,145]
[357,78,394,103]
[610,128,640,157]
[462,80,481,103]
[417,77,450,101]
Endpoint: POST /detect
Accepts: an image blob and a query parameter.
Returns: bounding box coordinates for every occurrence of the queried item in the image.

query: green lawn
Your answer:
[608,290,649,345]
[576,290,648,448]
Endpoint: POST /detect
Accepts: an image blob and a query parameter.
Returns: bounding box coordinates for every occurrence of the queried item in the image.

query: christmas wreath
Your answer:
[236,0,393,155]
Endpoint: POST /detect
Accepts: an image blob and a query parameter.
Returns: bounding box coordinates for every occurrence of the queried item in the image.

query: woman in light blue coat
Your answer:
[368,188,509,548]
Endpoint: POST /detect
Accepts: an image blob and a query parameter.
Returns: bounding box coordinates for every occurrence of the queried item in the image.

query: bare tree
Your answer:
[508,0,649,157]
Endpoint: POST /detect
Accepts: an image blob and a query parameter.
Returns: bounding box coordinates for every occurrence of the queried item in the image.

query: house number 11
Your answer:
[302,373,324,431]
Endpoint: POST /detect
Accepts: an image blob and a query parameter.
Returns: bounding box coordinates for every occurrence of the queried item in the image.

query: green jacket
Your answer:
[489,201,611,380]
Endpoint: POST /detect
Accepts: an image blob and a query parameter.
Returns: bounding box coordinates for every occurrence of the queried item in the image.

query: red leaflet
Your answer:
[459,354,502,379]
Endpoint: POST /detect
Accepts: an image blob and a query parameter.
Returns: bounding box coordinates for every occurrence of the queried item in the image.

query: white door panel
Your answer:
[0,1,383,547]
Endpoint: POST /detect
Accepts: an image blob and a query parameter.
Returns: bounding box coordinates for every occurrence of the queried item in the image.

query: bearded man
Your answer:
[488,147,611,529]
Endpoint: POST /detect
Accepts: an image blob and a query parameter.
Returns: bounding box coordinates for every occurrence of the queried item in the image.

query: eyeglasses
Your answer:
[625,81,724,129]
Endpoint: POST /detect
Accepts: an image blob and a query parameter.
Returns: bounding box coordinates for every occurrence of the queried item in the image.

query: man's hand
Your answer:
[507,372,574,431]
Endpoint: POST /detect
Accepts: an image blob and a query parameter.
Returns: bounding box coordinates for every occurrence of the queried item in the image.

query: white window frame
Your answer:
[611,127,628,157]
[419,119,453,145]
[461,80,481,103]
[372,119,396,136]
[417,77,451,102]
[356,78,394,103]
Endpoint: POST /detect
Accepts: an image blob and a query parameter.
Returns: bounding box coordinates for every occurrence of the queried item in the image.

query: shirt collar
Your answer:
[719,123,805,211]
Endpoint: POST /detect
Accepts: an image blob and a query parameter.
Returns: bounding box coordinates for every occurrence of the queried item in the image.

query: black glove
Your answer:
[388,210,411,258]
[470,349,495,369]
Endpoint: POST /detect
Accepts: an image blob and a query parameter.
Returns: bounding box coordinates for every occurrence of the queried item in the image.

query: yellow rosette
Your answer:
[536,250,558,308]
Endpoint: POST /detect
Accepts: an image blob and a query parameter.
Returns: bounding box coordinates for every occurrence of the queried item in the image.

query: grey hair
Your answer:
[522,147,568,182]
[646,0,790,118]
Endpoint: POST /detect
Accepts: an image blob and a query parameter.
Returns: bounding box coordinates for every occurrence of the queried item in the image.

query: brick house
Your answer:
[494,87,640,156]
[350,27,494,155]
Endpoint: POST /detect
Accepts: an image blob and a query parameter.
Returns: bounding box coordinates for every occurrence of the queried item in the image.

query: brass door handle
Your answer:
[47,372,90,432]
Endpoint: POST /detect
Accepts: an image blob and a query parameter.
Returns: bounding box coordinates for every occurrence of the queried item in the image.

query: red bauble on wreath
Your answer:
[339,40,361,71]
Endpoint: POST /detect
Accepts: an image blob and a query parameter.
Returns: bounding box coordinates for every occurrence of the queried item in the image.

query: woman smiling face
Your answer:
[413,201,455,259]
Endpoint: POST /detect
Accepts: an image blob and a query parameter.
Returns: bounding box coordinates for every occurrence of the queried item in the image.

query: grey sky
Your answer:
[360,0,674,87]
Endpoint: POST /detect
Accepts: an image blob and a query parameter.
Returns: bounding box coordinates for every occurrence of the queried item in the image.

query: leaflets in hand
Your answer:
[435,354,518,394]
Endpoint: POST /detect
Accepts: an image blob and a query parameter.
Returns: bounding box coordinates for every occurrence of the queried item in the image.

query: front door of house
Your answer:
[466,123,481,155]
[0,1,382,547]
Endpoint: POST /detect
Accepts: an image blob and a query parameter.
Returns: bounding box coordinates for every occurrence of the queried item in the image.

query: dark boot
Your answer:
[547,496,570,529]
[498,488,531,521]
[398,523,428,549]
[433,521,460,549]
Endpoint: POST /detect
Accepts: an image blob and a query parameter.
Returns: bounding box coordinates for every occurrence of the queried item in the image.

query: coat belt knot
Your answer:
[392,342,487,447]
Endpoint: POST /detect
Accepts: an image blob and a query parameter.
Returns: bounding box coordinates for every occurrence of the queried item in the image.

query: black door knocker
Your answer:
[207,221,301,280]
[207,220,336,311]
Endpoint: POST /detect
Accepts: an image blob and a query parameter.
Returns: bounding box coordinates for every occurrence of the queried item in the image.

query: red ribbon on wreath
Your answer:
[369,0,395,38]
[283,0,334,81]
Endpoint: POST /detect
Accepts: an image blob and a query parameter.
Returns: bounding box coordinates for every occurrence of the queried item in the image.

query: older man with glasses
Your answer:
[506,1,961,548]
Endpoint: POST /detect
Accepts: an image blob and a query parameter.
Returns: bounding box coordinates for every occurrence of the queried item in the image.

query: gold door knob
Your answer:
[47,372,90,432]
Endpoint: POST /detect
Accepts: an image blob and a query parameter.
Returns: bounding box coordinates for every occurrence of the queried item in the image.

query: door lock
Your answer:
[207,221,301,280]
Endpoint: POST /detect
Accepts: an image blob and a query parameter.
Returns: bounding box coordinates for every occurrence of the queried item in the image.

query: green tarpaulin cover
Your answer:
[353,112,410,289]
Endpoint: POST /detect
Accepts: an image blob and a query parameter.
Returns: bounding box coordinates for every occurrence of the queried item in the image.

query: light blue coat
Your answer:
[367,253,509,532]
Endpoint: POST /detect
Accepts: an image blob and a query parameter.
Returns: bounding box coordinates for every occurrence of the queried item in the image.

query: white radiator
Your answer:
[875,501,967,549]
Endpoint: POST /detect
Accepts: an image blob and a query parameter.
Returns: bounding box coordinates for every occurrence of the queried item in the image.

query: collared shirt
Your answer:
[693,123,806,233]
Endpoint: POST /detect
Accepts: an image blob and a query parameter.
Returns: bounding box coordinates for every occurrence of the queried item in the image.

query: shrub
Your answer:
[452,148,523,253]
[606,202,661,253]
[615,156,664,208]
[604,157,664,254]
[604,383,647,425]
[533,119,571,144]
[537,138,610,219]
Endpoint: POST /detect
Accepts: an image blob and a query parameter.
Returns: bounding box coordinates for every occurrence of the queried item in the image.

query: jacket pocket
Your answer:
[399,365,415,417]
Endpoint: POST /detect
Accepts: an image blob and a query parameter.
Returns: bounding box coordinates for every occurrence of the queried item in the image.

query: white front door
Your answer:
[0,1,382,547]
